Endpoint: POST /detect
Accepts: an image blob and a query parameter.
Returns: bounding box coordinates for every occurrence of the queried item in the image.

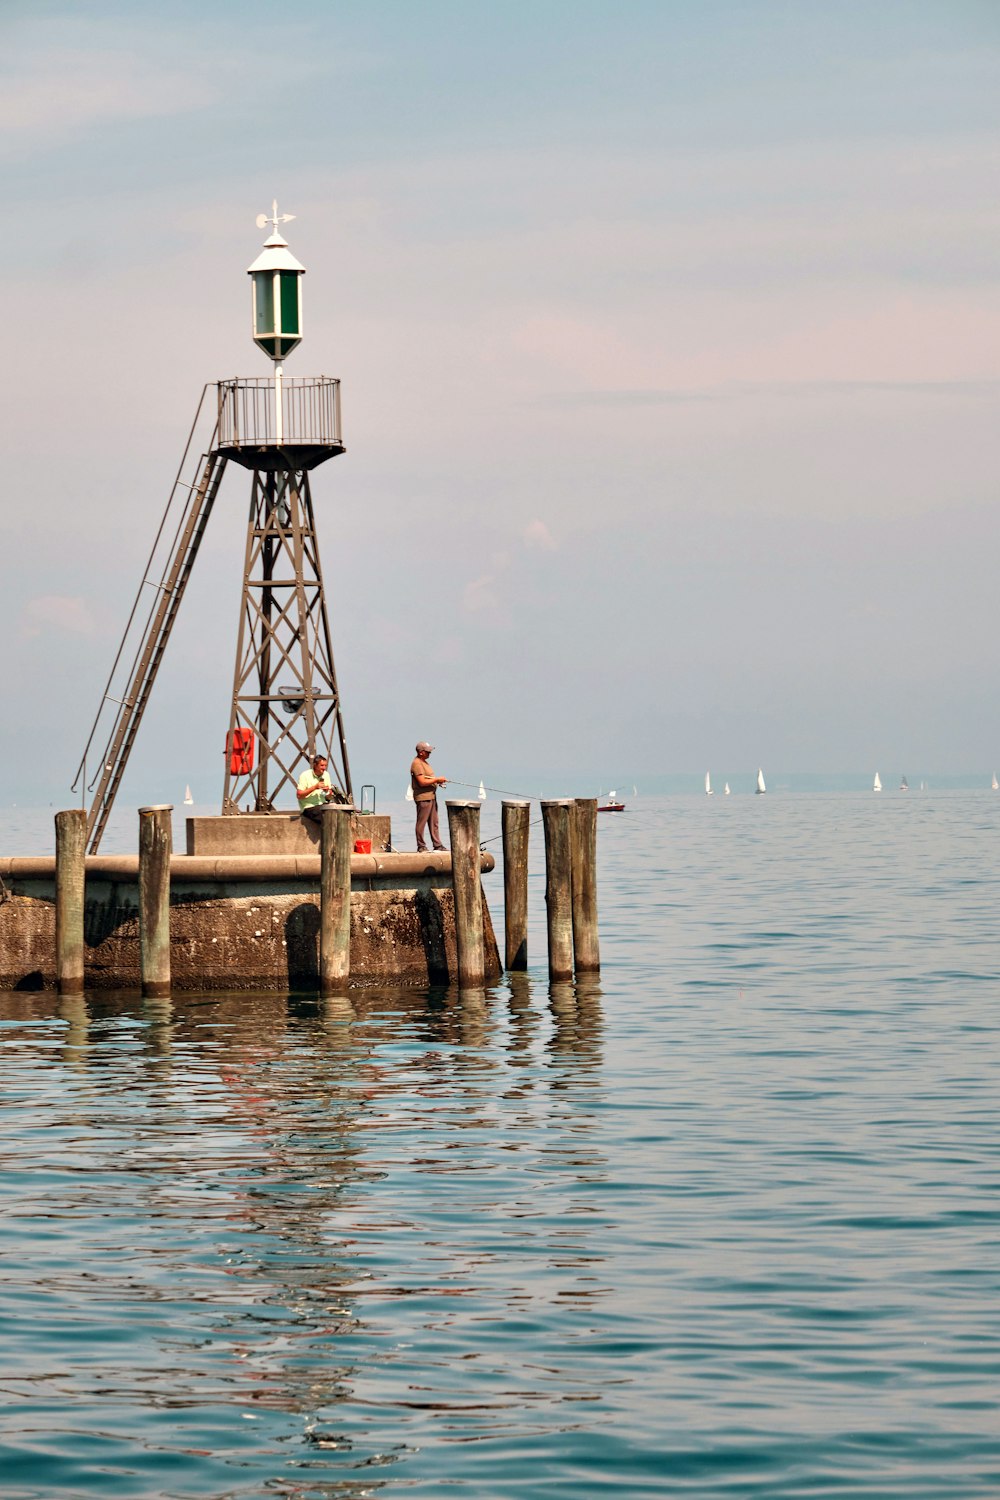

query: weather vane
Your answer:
[256,200,296,235]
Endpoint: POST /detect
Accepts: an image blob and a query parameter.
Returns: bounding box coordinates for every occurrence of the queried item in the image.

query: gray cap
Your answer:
[415,741,434,753]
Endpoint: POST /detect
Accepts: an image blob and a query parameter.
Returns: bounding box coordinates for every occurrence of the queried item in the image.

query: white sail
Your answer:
[705,772,713,795]
[756,768,766,794]
[633,785,638,796]
[405,785,414,802]
[873,771,882,792]
[478,780,487,800]
[184,785,193,805]
[724,782,730,795]
[992,773,998,791]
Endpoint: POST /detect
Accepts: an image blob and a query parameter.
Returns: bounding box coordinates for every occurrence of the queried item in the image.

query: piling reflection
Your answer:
[141,995,174,1059]
[58,994,90,1069]
[548,974,604,1074]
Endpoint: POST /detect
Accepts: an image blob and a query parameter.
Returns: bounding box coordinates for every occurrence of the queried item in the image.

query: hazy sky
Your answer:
[4,0,1000,805]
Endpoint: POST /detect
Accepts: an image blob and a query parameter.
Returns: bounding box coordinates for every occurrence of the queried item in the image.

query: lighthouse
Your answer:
[76,206,351,848]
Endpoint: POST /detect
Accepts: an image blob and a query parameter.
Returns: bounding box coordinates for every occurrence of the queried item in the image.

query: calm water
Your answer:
[3,792,1000,1497]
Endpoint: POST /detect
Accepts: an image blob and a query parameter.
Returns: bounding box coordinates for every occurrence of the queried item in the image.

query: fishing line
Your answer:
[438,779,546,849]
[478,815,545,849]
[410,779,596,849]
[446,778,543,802]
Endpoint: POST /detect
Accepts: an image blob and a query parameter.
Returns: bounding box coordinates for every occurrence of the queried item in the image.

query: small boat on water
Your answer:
[900,776,909,792]
[184,785,194,805]
[478,780,487,800]
[404,784,414,802]
[755,768,766,795]
[724,782,731,795]
[598,789,626,812]
[705,772,713,796]
[873,771,882,792]
[992,773,998,791]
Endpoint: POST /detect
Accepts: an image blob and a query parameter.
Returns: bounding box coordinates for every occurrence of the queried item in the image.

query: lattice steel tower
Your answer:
[74,206,352,850]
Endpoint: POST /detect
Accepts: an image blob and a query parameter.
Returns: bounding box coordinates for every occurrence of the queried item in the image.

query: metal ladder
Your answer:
[73,387,228,853]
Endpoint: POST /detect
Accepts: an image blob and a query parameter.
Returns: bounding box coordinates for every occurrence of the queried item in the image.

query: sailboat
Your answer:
[478,780,487,800]
[404,784,414,802]
[755,768,766,795]
[184,785,194,805]
[724,782,730,795]
[899,776,909,792]
[992,773,998,791]
[705,772,713,796]
[873,772,882,792]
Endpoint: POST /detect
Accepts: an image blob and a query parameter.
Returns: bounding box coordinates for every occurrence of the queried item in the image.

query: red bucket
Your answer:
[354,838,372,854]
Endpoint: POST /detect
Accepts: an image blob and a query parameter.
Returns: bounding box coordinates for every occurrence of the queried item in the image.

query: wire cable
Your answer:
[446,778,542,802]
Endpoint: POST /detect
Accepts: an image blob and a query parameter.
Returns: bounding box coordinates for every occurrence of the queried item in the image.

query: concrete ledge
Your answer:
[0,850,494,882]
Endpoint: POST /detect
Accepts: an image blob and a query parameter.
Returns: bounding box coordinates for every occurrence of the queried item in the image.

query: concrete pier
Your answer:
[0,847,501,992]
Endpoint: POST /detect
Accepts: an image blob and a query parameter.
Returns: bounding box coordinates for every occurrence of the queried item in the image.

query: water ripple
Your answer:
[2,793,1000,1493]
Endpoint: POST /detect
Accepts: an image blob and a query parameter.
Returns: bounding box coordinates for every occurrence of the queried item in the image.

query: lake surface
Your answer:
[3,791,1000,1497]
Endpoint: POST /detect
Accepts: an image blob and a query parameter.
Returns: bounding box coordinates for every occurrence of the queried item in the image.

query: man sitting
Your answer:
[297,754,335,823]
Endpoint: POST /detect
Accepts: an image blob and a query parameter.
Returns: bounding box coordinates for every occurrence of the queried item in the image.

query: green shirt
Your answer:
[297,768,332,809]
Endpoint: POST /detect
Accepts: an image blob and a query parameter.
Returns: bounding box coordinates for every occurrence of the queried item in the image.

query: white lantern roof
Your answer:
[247,233,305,276]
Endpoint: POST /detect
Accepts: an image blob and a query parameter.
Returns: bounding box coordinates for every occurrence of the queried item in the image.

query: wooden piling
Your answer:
[541,799,574,981]
[447,800,484,987]
[138,805,173,998]
[571,797,600,973]
[501,800,530,971]
[319,803,354,994]
[54,808,87,996]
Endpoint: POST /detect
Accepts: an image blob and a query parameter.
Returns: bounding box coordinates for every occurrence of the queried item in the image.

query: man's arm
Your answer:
[297,777,328,801]
[412,768,447,790]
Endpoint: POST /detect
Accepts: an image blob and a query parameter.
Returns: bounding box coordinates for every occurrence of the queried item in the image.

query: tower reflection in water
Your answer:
[0,977,608,1487]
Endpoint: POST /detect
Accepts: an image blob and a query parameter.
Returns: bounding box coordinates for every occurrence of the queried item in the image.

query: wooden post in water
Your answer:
[54,808,87,996]
[319,803,354,994]
[572,797,600,973]
[541,799,574,981]
[447,800,484,987]
[502,800,530,971]
[138,805,173,998]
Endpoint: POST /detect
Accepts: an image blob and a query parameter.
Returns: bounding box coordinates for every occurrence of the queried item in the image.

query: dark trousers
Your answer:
[415,796,444,851]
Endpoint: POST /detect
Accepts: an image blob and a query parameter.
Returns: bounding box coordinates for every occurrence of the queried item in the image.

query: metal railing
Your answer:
[216,376,342,451]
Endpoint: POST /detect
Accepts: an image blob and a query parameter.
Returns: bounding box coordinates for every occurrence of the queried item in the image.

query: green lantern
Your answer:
[248,204,304,361]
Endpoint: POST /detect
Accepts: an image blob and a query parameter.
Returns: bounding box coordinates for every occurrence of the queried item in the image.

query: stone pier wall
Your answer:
[0,853,501,992]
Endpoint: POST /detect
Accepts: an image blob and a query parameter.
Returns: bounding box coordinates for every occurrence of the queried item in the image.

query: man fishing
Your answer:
[410,741,447,852]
